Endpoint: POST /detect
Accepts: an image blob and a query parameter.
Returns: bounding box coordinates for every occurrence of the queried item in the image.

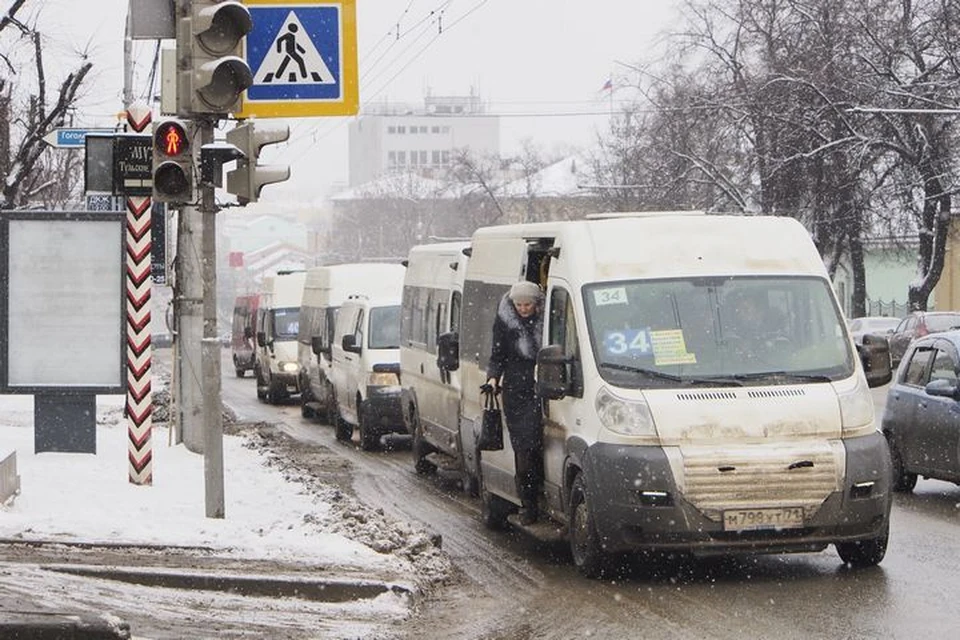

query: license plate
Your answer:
[723,507,805,531]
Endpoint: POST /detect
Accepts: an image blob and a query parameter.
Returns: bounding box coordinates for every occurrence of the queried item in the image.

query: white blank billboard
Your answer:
[7,218,122,388]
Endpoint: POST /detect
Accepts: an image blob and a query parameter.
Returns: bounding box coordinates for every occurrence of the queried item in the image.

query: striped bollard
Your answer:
[126,104,153,485]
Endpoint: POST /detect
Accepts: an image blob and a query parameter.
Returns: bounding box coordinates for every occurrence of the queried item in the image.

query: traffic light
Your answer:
[152,119,195,203]
[225,121,291,204]
[177,0,253,116]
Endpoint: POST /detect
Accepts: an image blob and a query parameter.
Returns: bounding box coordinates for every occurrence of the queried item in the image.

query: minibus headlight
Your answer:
[595,387,657,437]
[838,374,875,437]
[280,361,300,373]
[368,371,400,387]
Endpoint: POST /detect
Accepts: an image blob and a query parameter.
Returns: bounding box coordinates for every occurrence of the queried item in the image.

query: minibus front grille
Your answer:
[680,445,840,521]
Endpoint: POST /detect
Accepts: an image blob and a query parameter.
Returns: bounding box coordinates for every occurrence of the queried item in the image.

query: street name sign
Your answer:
[236,0,358,118]
[112,134,153,197]
[42,128,114,148]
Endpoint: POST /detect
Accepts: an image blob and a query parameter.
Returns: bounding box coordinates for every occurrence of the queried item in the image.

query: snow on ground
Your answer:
[0,389,452,636]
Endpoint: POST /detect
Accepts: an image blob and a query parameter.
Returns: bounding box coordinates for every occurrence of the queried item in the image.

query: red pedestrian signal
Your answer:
[152,119,195,204]
[154,121,189,157]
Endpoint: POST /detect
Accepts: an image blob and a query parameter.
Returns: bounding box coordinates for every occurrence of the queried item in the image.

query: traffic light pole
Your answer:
[199,118,225,519]
[176,206,205,455]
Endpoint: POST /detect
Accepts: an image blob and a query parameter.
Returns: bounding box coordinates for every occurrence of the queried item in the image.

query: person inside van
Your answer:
[485,280,545,525]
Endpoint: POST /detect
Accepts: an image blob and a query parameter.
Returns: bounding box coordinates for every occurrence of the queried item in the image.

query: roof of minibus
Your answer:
[471,213,827,282]
[302,262,405,305]
[405,241,469,288]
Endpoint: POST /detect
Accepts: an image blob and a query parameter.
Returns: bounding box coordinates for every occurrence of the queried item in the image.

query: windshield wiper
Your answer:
[732,371,833,383]
[599,362,684,382]
[598,363,743,387]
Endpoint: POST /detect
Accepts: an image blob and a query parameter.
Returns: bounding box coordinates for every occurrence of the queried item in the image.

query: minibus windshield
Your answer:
[582,276,854,388]
[369,305,401,349]
[272,307,300,340]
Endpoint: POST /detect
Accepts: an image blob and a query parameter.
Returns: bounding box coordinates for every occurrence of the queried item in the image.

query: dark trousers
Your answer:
[512,434,543,511]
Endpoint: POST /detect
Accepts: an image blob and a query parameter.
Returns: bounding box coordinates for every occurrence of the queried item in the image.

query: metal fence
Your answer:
[0,451,20,505]
[865,299,910,318]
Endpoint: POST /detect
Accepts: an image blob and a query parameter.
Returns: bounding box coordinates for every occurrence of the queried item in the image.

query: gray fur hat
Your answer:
[509,281,543,303]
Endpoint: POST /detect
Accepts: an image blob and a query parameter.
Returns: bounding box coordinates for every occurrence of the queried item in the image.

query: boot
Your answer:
[518,507,537,525]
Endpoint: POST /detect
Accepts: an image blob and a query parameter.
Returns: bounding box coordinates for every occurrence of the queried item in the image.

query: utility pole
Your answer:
[198,118,224,517]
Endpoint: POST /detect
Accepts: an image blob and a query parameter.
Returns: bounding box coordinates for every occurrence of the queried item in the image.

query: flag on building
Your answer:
[601,78,613,92]
[228,251,244,268]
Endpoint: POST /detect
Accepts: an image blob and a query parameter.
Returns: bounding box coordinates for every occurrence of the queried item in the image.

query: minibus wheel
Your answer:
[333,398,353,443]
[835,522,889,567]
[410,412,437,475]
[569,473,611,579]
[357,401,380,451]
[480,474,512,530]
[254,366,267,402]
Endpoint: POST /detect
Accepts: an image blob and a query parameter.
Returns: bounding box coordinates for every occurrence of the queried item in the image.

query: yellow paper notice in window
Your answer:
[651,330,697,365]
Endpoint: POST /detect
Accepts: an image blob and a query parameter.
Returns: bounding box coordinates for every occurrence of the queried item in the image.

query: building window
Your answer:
[419,150,427,165]
[441,150,450,165]
[387,126,396,134]
[431,126,440,134]
[419,126,428,134]
[410,151,419,167]
[388,151,396,167]
[431,150,441,165]
[397,126,406,134]
[397,151,406,165]
[441,126,450,134]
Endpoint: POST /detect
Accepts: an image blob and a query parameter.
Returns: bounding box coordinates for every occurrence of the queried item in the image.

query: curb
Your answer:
[0,611,131,639]
[44,564,413,603]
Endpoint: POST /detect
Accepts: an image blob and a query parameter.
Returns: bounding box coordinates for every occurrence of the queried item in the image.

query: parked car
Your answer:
[888,311,960,368]
[881,330,960,492]
[848,316,900,346]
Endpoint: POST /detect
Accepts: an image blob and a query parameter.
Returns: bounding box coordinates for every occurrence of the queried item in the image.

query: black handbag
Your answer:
[478,388,504,451]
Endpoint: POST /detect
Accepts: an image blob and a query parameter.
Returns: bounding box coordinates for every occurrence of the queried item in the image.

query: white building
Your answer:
[347,93,500,186]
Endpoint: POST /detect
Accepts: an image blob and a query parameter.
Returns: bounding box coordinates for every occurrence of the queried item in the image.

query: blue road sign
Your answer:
[43,128,114,148]
[237,0,358,118]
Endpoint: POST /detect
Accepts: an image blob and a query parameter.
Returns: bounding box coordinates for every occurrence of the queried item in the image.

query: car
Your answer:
[881,329,960,492]
[888,311,960,368]
[848,316,900,346]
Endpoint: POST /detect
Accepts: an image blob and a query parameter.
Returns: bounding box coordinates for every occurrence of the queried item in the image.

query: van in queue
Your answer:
[330,292,405,450]
[254,270,307,404]
[442,212,893,577]
[398,242,470,482]
[298,263,406,421]
[231,294,258,377]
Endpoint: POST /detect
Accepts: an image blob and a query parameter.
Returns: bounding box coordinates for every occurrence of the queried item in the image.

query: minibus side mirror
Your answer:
[256,331,267,348]
[311,335,324,356]
[859,334,892,388]
[537,345,569,400]
[244,326,253,340]
[437,332,460,371]
[342,334,361,354]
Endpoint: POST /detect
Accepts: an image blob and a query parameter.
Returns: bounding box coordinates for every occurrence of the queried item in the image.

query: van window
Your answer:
[369,305,401,349]
[583,276,853,388]
[450,291,462,335]
[432,300,446,349]
[548,287,583,397]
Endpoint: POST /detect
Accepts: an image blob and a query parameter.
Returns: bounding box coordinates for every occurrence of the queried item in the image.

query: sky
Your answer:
[0,390,448,636]
[26,0,682,205]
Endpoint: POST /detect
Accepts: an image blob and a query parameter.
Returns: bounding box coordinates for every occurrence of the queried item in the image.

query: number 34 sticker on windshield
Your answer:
[593,287,628,306]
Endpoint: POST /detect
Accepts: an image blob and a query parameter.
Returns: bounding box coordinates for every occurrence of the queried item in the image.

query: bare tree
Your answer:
[0,0,93,209]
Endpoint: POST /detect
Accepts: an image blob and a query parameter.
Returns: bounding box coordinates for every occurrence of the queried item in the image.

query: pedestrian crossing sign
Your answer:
[236,0,358,118]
